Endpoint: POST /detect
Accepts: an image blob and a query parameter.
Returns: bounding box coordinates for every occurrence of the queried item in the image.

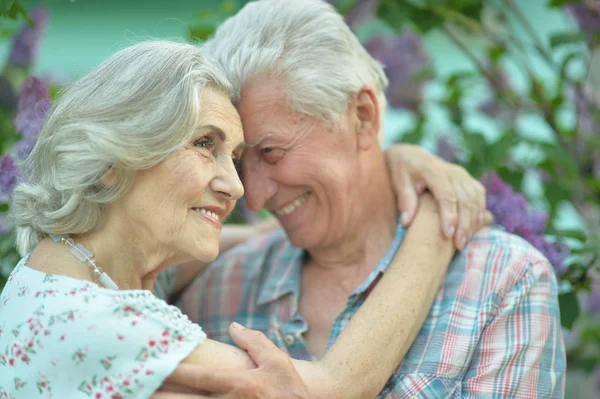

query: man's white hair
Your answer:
[11,40,232,256]
[204,0,388,137]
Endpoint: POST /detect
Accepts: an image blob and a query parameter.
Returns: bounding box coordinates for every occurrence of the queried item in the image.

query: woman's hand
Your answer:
[385,143,489,249]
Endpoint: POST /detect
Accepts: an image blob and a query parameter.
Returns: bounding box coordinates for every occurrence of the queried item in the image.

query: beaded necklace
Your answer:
[49,234,119,289]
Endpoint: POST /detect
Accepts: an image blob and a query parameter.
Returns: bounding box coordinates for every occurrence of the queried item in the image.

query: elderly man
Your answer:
[174,0,566,397]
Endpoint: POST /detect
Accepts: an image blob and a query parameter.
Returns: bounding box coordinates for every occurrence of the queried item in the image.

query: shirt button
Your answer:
[284,334,295,345]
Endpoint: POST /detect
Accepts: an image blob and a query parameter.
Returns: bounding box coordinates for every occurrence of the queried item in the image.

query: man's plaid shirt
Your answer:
[176,223,566,398]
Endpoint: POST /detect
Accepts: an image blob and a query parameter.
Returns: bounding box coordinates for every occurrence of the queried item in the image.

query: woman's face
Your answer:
[113,89,245,264]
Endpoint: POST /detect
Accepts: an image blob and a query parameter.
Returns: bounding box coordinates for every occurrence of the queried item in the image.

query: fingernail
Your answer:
[446,224,455,238]
[402,212,409,226]
[478,212,484,224]
[231,322,245,330]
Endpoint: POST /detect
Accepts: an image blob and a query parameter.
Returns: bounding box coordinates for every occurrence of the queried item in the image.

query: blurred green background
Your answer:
[1,0,599,397]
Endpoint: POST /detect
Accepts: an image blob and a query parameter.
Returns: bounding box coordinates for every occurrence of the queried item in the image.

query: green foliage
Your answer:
[1,0,30,23]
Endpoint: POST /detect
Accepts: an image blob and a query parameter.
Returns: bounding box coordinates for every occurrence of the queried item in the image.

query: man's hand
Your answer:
[385,144,490,249]
[152,323,309,399]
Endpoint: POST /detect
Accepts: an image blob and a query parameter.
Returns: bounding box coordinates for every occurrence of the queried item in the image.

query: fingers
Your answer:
[164,363,236,394]
[228,323,285,368]
[421,169,458,239]
[453,181,474,250]
[392,169,419,227]
[151,393,214,399]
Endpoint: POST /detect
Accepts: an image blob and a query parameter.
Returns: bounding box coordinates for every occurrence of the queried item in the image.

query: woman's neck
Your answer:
[28,224,183,291]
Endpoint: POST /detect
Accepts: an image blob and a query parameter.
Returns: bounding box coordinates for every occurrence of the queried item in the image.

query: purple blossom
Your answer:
[527,211,549,236]
[481,173,568,274]
[0,155,20,199]
[436,135,458,163]
[13,77,50,159]
[8,8,48,68]
[365,30,431,111]
[567,0,600,35]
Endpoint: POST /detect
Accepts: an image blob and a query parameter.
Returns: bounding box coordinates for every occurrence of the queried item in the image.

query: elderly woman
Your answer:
[0,40,488,398]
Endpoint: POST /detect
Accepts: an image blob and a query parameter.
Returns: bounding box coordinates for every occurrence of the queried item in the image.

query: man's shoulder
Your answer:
[463,226,556,277]
[445,225,558,307]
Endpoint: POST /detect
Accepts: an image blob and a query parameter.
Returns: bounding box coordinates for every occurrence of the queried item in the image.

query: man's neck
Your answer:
[305,152,398,279]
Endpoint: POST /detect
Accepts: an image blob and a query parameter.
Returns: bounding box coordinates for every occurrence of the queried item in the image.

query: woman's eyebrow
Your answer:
[196,124,227,142]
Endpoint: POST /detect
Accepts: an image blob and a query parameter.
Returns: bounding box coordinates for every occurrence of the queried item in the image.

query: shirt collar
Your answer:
[256,230,305,306]
[256,218,406,305]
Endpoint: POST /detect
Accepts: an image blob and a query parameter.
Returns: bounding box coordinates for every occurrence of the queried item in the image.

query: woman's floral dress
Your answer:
[0,256,207,398]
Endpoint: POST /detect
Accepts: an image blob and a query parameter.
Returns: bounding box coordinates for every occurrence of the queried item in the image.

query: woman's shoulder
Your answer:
[0,259,207,398]
[2,259,205,339]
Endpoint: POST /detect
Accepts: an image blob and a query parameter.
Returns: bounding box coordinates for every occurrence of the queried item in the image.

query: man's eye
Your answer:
[261,147,284,164]
[194,137,216,152]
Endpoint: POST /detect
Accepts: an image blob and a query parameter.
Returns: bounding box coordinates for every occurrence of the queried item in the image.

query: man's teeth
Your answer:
[195,208,220,220]
[275,193,310,216]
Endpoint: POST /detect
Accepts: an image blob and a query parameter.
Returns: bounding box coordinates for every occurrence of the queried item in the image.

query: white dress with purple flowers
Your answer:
[0,256,206,399]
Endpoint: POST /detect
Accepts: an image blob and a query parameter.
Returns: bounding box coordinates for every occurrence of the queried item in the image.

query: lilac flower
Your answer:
[0,155,20,199]
[527,211,549,236]
[365,30,431,111]
[481,173,568,274]
[436,135,458,163]
[7,8,48,68]
[13,77,50,159]
[567,0,600,35]
[0,76,18,109]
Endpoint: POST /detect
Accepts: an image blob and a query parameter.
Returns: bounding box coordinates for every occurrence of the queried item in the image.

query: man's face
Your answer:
[237,77,359,250]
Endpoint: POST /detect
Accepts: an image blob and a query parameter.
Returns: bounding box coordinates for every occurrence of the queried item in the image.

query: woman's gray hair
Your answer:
[203,0,388,135]
[11,40,232,256]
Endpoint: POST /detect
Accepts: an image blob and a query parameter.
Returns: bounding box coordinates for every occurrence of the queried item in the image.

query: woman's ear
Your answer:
[354,86,381,151]
[99,166,117,188]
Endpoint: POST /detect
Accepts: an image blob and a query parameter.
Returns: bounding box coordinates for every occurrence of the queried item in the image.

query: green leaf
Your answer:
[335,0,359,16]
[548,0,584,7]
[188,23,217,42]
[377,0,444,33]
[486,134,516,168]
[549,228,588,242]
[462,131,487,156]
[558,290,580,329]
[550,32,588,49]
[0,0,15,14]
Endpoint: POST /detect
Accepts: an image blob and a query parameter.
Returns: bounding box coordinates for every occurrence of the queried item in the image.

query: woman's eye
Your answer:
[194,137,216,152]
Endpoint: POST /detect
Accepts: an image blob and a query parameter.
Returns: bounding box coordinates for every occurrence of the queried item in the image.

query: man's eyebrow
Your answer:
[245,134,275,148]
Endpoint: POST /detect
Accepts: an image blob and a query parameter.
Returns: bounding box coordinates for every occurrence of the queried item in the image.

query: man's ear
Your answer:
[354,86,380,151]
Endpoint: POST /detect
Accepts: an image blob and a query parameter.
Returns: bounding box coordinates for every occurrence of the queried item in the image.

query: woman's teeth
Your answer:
[194,208,220,220]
